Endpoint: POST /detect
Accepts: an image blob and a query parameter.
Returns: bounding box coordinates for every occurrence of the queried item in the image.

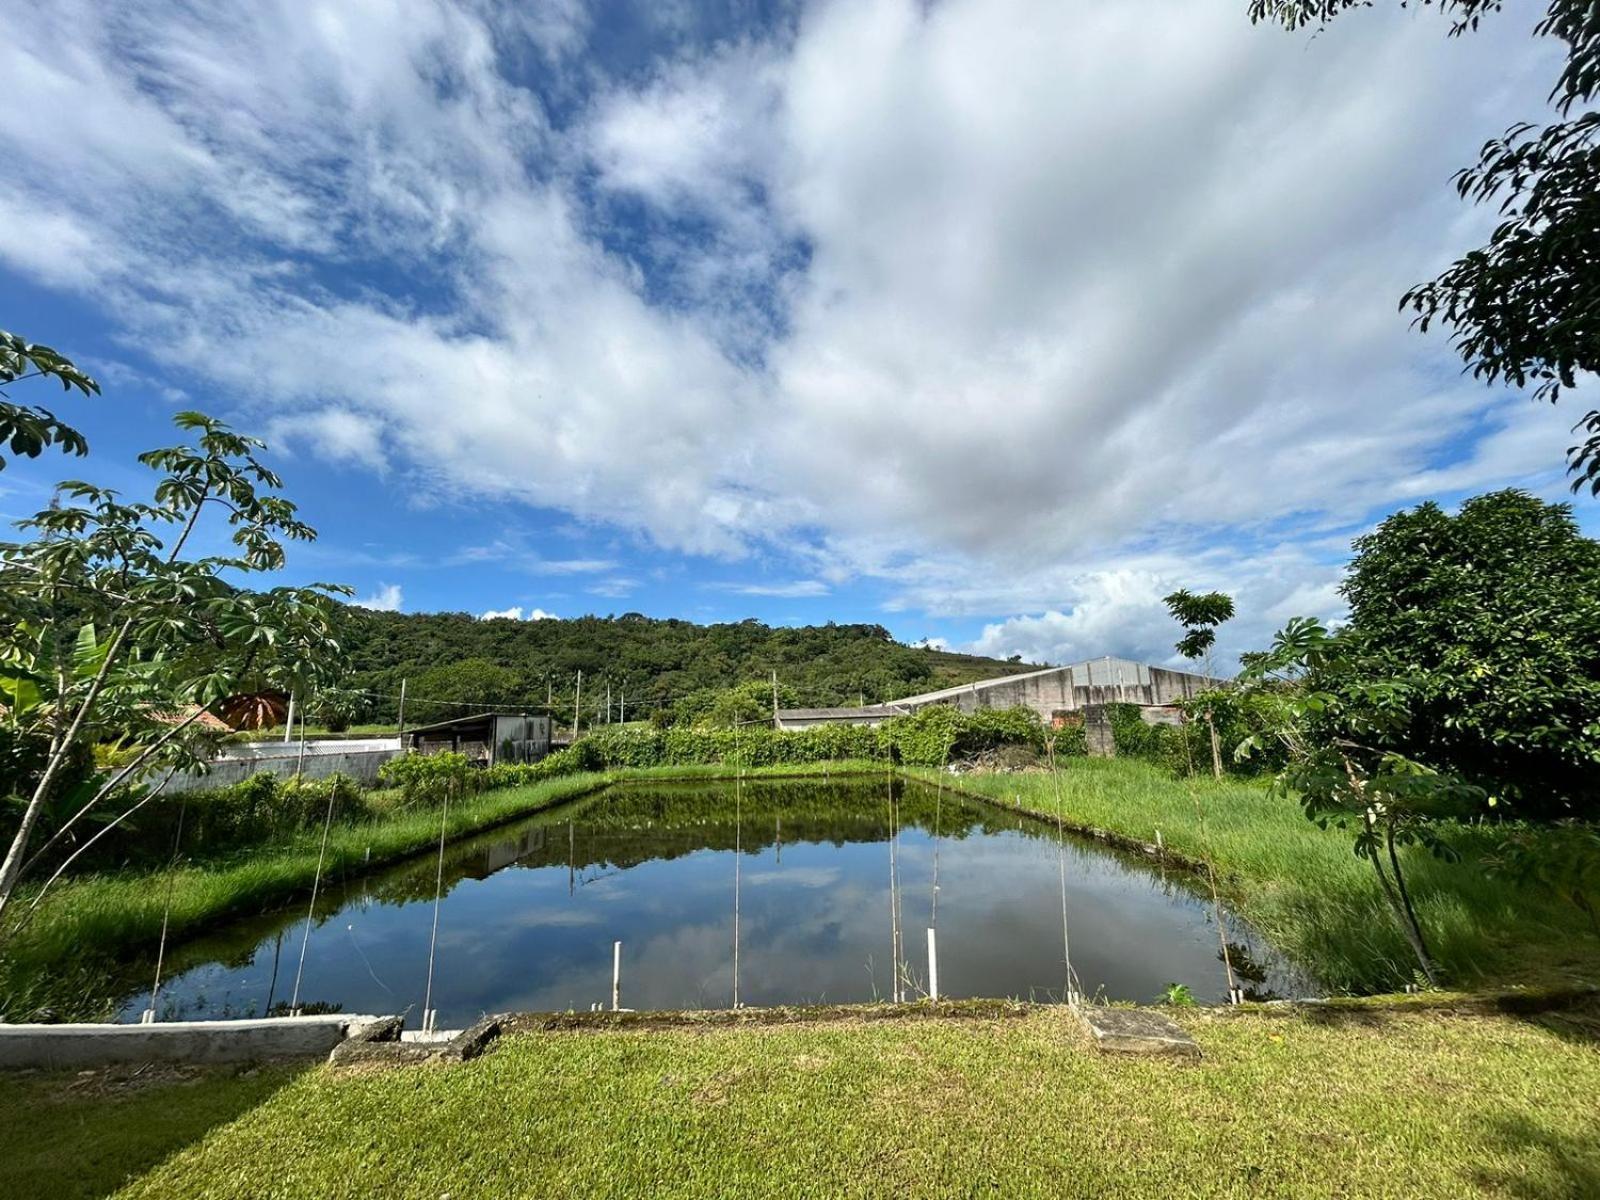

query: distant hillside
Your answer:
[334,609,1038,724]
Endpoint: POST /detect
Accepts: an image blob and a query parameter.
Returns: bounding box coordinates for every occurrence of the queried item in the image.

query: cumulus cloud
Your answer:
[354,583,404,612]
[0,0,1582,640]
[480,606,557,621]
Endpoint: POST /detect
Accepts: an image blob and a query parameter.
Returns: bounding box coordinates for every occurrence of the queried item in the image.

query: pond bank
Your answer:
[913,761,1600,995]
[2,762,884,1021]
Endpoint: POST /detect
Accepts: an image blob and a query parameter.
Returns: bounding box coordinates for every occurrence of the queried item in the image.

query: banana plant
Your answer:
[0,622,108,727]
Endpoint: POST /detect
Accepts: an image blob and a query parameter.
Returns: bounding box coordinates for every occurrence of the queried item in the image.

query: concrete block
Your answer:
[1075,1007,1201,1057]
[439,1014,504,1063]
[0,1014,389,1070]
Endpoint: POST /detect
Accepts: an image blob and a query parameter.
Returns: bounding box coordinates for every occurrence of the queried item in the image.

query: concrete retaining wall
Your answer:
[0,1014,387,1069]
[166,739,403,794]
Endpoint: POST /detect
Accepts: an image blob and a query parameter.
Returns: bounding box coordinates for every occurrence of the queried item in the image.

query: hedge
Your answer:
[45,706,1058,875]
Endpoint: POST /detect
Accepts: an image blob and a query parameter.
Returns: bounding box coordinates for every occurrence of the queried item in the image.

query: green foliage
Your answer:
[1486,821,1600,938]
[336,611,1035,725]
[0,329,98,473]
[935,758,1600,994]
[1250,2,1600,494]
[21,771,369,875]
[671,679,801,728]
[1106,703,1181,767]
[0,411,348,911]
[1161,982,1196,1006]
[406,658,524,725]
[375,706,1050,802]
[0,728,98,827]
[1238,616,1495,985]
[310,688,362,733]
[1163,588,1235,663]
[376,751,476,804]
[1336,490,1600,820]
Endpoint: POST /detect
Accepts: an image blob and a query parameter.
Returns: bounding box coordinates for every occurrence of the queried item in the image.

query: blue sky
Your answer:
[1,0,1592,668]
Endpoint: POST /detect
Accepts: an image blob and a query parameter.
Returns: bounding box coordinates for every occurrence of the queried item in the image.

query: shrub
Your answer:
[378,751,474,804]
[47,770,368,872]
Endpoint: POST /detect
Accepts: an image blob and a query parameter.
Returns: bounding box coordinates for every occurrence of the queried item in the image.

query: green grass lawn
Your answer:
[5,1002,1598,1199]
[913,759,1600,994]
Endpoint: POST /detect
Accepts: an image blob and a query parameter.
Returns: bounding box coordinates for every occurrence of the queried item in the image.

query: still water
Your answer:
[123,777,1305,1027]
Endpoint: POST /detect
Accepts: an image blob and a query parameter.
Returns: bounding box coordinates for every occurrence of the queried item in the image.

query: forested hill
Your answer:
[335,609,1038,725]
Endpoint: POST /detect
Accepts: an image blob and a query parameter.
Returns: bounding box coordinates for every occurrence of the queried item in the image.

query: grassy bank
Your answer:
[0,761,883,1019]
[914,759,1600,994]
[6,1002,1599,1199]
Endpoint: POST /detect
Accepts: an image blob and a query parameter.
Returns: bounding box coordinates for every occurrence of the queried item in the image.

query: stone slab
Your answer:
[0,1014,388,1070]
[1076,1006,1201,1057]
[439,1014,504,1063]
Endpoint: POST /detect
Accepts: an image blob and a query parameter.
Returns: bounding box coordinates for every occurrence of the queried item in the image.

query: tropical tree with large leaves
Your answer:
[0,328,99,472]
[0,412,348,918]
[1237,489,1600,983]
[1238,619,1484,987]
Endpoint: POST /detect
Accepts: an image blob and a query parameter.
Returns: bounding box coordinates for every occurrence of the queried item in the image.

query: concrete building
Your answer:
[774,657,1215,732]
[405,712,552,766]
[892,656,1213,725]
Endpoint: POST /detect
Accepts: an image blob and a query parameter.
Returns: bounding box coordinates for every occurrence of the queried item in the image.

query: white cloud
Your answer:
[0,0,1583,638]
[708,578,829,598]
[354,583,404,612]
[586,577,638,598]
[270,408,389,472]
[479,606,557,621]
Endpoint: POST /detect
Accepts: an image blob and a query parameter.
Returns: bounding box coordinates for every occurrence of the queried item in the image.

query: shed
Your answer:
[404,712,552,766]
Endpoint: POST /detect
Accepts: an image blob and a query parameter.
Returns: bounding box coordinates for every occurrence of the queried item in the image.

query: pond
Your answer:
[122,777,1307,1027]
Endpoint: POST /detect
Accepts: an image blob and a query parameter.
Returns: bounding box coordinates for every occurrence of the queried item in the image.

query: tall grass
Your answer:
[916,759,1600,994]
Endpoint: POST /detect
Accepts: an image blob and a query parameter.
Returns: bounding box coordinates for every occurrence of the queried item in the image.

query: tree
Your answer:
[1236,489,1600,982]
[1238,617,1480,986]
[0,413,347,917]
[1163,588,1235,777]
[1250,2,1600,493]
[0,329,99,471]
[311,687,365,733]
[1338,490,1600,819]
[407,658,524,725]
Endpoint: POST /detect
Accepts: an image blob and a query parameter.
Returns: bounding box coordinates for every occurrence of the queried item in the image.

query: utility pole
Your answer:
[546,675,552,710]
[397,678,408,750]
[573,670,582,740]
[605,682,612,725]
[283,690,295,744]
[772,669,780,728]
[620,689,626,724]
